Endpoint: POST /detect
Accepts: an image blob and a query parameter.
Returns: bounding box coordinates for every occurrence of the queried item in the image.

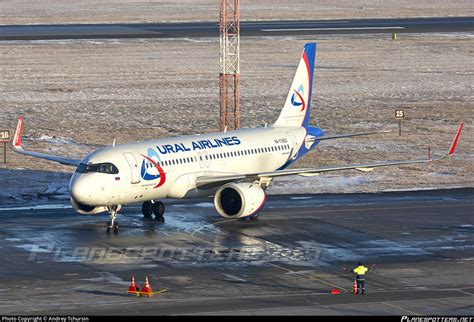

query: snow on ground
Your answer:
[1,0,473,25]
[0,32,472,206]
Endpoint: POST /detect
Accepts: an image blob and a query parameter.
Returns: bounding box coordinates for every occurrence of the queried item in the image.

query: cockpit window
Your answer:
[76,163,119,174]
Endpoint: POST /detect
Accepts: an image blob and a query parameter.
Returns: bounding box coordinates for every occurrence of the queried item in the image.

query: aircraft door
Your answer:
[287,132,299,160]
[197,152,204,169]
[123,152,141,184]
[203,151,210,168]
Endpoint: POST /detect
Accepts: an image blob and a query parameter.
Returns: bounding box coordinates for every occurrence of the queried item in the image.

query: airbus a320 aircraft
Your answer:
[12,43,464,233]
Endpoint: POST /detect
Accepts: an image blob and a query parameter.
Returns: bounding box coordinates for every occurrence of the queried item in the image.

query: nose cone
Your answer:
[69,173,98,205]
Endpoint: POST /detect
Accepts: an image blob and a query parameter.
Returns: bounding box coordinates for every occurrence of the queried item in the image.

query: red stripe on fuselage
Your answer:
[141,154,167,188]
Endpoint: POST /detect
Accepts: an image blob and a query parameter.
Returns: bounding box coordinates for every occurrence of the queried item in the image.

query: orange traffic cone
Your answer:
[141,275,153,297]
[128,276,140,294]
[353,280,358,295]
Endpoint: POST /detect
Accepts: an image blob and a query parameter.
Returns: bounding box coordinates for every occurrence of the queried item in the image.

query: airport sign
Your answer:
[0,129,11,142]
[395,109,405,119]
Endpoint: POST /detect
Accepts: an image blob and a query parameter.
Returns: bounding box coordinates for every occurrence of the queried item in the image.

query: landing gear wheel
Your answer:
[153,201,165,217]
[106,205,120,234]
[142,201,153,218]
[113,221,119,234]
[153,201,165,222]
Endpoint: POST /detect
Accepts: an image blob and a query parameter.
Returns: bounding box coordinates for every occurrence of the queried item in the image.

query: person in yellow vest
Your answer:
[353,262,369,295]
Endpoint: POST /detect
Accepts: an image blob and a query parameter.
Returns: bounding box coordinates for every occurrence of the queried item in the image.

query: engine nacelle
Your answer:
[214,182,266,219]
[70,197,109,215]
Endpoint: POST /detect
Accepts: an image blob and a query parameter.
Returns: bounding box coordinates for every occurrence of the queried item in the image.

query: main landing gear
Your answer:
[106,205,120,234]
[142,200,165,223]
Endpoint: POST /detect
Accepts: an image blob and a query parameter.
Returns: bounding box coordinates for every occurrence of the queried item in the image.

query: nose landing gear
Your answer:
[106,205,121,234]
[142,200,165,222]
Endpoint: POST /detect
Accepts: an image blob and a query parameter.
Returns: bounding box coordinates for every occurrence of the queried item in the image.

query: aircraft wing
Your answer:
[195,122,464,188]
[11,116,82,167]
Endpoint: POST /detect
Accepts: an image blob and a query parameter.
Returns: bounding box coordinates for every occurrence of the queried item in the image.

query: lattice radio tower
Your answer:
[219,0,240,131]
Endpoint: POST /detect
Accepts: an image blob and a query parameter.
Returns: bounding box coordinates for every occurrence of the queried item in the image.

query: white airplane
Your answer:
[12,43,464,233]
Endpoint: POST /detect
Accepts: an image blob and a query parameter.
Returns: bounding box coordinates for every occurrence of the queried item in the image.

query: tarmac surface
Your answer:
[0,17,473,40]
[0,188,473,315]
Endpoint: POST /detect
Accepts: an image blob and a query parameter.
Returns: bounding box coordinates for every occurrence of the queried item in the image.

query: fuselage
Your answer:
[69,126,308,207]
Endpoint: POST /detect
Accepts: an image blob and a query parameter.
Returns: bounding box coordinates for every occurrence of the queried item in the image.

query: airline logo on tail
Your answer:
[140,148,166,188]
[273,43,316,128]
[291,85,306,111]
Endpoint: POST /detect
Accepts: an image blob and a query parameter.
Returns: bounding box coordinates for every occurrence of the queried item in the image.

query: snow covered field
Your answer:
[1,0,473,25]
[0,32,472,206]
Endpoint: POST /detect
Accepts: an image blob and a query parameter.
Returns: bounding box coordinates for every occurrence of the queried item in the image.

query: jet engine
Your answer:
[70,197,108,215]
[214,182,266,219]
